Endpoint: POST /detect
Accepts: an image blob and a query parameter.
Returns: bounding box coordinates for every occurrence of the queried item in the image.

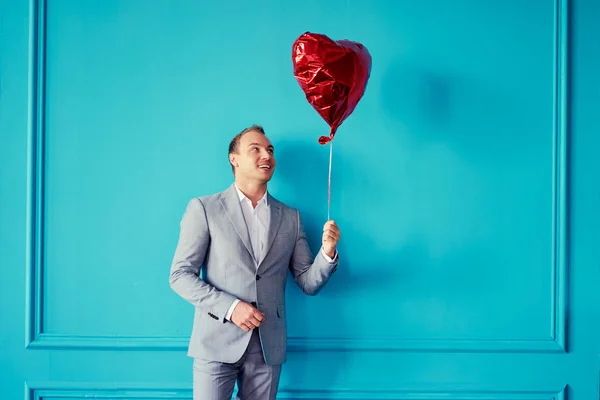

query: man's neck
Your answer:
[235,180,267,207]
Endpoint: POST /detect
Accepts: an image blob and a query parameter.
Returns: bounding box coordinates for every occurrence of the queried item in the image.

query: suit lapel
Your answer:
[259,194,283,267]
[219,185,257,263]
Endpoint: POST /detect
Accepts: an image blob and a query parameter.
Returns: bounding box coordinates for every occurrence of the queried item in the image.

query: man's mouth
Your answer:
[259,164,271,170]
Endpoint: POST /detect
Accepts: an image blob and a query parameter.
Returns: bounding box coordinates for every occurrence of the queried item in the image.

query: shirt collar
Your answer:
[234,184,268,207]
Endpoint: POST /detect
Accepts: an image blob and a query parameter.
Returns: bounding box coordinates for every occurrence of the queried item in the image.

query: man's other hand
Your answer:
[231,301,264,332]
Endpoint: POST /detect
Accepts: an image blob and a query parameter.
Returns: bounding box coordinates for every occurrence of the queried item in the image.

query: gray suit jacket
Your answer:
[169,184,339,365]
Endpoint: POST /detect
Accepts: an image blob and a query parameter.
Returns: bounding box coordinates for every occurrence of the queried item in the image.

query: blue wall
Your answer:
[1,0,599,399]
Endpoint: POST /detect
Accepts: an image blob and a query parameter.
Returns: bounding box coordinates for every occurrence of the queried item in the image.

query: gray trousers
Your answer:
[192,329,282,400]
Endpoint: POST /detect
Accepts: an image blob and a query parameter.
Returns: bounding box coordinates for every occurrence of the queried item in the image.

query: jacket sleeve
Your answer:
[288,210,339,295]
[169,198,237,321]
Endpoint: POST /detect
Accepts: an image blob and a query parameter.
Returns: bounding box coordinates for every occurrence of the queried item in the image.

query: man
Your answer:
[169,124,340,400]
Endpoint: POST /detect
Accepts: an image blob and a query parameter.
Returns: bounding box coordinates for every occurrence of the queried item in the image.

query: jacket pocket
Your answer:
[277,304,286,318]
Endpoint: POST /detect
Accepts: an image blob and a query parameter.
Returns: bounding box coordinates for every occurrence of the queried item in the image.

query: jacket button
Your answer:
[256,275,261,280]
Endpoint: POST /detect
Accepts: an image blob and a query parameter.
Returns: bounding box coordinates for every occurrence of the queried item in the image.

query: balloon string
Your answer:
[318,131,335,221]
[327,140,332,221]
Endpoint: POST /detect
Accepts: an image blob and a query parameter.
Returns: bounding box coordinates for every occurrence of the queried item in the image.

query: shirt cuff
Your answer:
[225,299,241,321]
[321,247,338,263]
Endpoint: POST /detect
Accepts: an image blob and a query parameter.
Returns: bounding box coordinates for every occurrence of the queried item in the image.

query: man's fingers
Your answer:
[323,228,340,238]
[231,302,267,332]
[245,317,258,328]
[232,302,267,332]
[324,221,339,231]
[253,311,264,322]
[248,303,264,316]
[323,233,338,242]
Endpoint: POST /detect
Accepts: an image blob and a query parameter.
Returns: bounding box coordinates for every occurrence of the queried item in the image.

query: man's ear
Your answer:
[229,154,238,168]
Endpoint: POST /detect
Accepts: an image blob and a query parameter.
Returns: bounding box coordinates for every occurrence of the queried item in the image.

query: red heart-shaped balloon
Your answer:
[292,32,372,144]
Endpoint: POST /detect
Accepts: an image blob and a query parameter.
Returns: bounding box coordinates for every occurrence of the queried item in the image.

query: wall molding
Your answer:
[26,333,566,352]
[24,0,569,353]
[25,383,566,400]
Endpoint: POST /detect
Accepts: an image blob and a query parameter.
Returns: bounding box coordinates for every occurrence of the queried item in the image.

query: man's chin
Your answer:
[257,170,274,181]
[246,174,272,184]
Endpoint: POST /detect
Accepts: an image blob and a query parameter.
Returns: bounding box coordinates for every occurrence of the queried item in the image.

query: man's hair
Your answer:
[228,124,266,173]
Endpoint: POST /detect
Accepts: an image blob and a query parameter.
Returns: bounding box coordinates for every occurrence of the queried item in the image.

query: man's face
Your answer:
[230,130,276,183]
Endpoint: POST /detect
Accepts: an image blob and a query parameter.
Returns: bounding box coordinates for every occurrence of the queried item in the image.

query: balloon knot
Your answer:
[318,135,332,145]
[318,128,337,145]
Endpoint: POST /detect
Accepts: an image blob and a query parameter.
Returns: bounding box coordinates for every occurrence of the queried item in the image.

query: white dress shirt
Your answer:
[224,185,336,321]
